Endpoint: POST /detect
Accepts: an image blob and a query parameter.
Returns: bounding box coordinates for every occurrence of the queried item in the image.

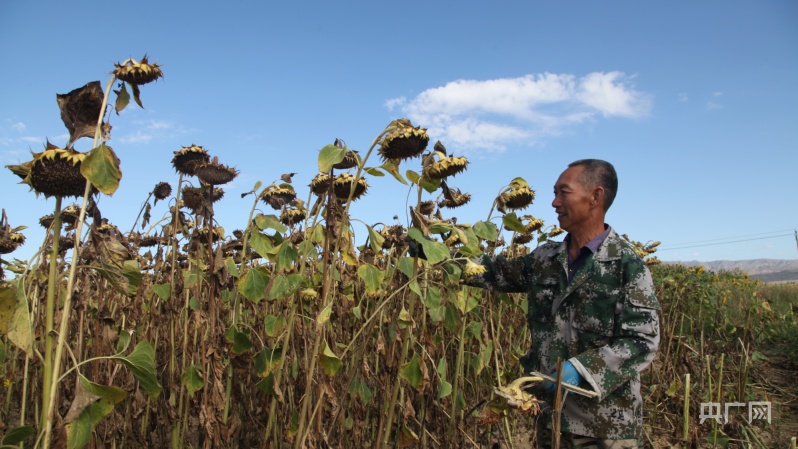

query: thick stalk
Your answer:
[294,185,336,449]
[449,300,467,436]
[222,186,261,424]
[40,195,62,429]
[43,74,116,448]
[381,184,424,448]
[169,172,185,447]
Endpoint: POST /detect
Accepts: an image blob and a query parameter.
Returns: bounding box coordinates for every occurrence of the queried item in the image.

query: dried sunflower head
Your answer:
[195,226,225,243]
[418,201,436,216]
[140,235,161,247]
[380,225,406,249]
[172,145,210,176]
[333,173,368,201]
[280,208,306,226]
[39,214,55,229]
[512,233,533,245]
[152,181,172,201]
[60,204,82,226]
[498,178,535,211]
[333,149,359,170]
[378,119,429,161]
[499,186,535,211]
[181,186,224,214]
[260,184,297,210]
[425,155,469,180]
[0,232,25,255]
[547,226,564,238]
[11,142,88,198]
[309,173,332,195]
[523,217,545,234]
[196,159,239,186]
[444,233,461,248]
[112,55,163,85]
[438,188,471,209]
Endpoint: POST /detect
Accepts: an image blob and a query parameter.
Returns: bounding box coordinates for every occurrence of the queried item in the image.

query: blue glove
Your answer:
[542,361,583,394]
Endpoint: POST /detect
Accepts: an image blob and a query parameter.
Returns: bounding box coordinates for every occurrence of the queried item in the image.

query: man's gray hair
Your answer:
[568,159,618,211]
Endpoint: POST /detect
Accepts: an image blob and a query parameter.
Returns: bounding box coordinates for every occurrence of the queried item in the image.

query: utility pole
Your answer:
[794,230,797,255]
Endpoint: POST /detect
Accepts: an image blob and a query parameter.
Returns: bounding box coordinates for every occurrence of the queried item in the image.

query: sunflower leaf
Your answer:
[114,82,130,115]
[81,144,122,195]
[318,144,346,172]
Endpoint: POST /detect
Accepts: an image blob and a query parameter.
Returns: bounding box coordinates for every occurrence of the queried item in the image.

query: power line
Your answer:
[657,233,794,251]
[657,228,795,248]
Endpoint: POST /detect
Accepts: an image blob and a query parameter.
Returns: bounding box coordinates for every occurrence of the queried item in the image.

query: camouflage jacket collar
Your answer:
[551,226,624,264]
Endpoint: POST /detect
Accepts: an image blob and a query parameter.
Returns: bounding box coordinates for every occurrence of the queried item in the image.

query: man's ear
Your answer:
[592,186,605,209]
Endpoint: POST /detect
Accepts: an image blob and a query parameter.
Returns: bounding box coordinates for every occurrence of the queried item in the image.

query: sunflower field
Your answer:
[0,57,795,449]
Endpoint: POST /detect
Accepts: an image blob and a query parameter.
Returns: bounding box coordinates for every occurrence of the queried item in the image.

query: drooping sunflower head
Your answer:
[196,159,239,186]
[333,173,368,201]
[172,145,210,176]
[333,149,359,170]
[181,186,224,214]
[280,199,307,226]
[152,181,172,201]
[39,214,55,229]
[60,204,82,226]
[0,231,25,255]
[438,188,471,209]
[497,178,535,212]
[260,184,297,210]
[444,232,461,248]
[425,155,469,180]
[512,233,533,245]
[26,143,88,198]
[547,226,565,238]
[112,55,164,85]
[523,216,545,234]
[309,173,332,195]
[378,119,429,161]
[138,235,162,248]
[380,225,406,249]
[499,185,535,211]
[280,207,307,226]
[418,201,436,216]
[195,226,225,243]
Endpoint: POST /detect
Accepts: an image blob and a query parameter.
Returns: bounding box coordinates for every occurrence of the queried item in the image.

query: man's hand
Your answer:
[541,361,583,394]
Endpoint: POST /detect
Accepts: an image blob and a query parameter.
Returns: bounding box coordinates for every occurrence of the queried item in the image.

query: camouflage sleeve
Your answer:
[571,257,661,401]
[463,254,534,293]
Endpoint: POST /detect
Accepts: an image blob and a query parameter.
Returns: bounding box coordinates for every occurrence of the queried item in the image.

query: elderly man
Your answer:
[467,159,660,449]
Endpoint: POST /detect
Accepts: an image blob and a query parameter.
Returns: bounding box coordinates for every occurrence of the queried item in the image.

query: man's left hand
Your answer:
[541,361,583,394]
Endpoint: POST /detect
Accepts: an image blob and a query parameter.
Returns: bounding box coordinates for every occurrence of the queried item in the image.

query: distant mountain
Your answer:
[669,259,798,282]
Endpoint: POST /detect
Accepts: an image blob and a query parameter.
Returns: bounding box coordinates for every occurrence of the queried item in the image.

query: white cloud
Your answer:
[118,119,184,144]
[384,97,406,111]
[389,72,651,153]
[11,122,26,132]
[678,92,689,102]
[712,91,725,97]
[706,101,723,110]
[119,130,153,144]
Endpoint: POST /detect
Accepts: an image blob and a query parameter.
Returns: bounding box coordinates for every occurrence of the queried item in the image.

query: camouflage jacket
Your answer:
[467,227,660,439]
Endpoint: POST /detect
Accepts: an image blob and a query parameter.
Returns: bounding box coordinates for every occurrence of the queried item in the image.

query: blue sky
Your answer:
[1,0,796,263]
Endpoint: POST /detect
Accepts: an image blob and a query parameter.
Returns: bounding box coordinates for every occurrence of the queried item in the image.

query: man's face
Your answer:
[551,165,595,232]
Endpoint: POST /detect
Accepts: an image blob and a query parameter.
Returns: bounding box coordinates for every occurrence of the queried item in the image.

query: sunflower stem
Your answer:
[39,195,61,433]
[43,74,116,449]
